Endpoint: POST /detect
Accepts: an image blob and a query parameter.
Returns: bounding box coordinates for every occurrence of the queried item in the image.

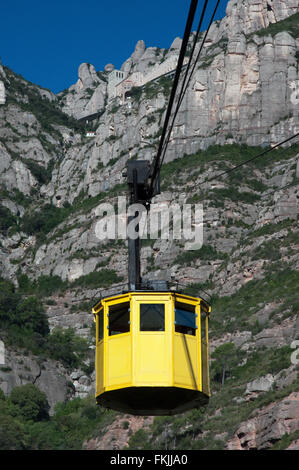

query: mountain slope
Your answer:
[0,0,298,450]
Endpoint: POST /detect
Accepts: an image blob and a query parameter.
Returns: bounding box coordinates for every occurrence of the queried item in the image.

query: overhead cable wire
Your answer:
[158,0,221,171]
[164,0,210,127]
[149,0,199,195]
[181,135,298,204]
[260,174,299,199]
[199,132,299,188]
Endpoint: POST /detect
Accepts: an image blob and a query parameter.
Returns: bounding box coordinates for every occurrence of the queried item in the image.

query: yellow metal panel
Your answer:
[95,307,104,396]
[107,333,132,388]
[133,298,172,386]
[199,301,210,396]
[173,296,200,391]
[196,303,202,392]
[132,293,172,303]
[104,294,132,390]
[173,334,199,389]
[201,316,210,396]
[135,333,171,385]
[96,340,104,395]
[173,294,199,306]
[105,294,131,307]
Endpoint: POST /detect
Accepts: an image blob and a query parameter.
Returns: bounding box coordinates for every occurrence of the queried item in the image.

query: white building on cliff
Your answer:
[0,81,6,104]
[107,55,188,103]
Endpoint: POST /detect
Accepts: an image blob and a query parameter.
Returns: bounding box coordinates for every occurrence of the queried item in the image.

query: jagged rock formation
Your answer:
[83,415,154,450]
[47,0,298,208]
[219,0,298,36]
[0,346,70,414]
[1,0,298,211]
[58,63,107,119]
[227,391,299,449]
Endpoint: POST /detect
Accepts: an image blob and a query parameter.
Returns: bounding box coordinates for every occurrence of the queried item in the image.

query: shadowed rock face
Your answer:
[59,62,107,119]
[221,0,298,36]
[78,63,100,89]
[0,347,70,414]
[83,415,154,450]
[227,392,299,449]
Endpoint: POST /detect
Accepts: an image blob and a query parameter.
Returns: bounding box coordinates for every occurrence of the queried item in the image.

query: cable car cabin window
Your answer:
[201,312,206,341]
[140,304,165,331]
[108,302,130,336]
[98,310,103,342]
[175,302,196,336]
[201,304,208,341]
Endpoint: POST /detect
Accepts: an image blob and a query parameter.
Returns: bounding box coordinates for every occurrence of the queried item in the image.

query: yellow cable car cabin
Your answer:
[91,149,211,415]
[89,1,218,416]
[92,287,211,415]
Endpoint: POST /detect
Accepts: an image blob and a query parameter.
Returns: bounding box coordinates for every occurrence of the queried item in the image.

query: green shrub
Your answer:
[0,205,17,232]
[20,184,127,241]
[160,143,299,191]
[174,245,226,266]
[15,296,49,336]
[231,346,292,383]
[47,327,89,369]
[245,218,296,241]
[210,268,299,337]
[24,158,54,185]
[20,203,69,237]
[211,342,242,384]
[0,277,50,337]
[0,414,26,450]
[271,430,299,450]
[35,275,67,297]
[10,384,50,422]
[128,86,142,102]
[45,299,57,305]
[248,12,299,38]
[0,278,21,324]
[4,66,85,136]
[71,269,123,289]
[0,277,89,368]
[17,273,33,292]
[209,187,260,207]
[127,429,151,450]
[26,396,117,450]
[17,273,67,297]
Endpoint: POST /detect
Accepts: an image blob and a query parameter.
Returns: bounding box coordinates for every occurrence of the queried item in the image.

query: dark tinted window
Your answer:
[140,304,165,331]
[201,304,209,341]
[98,310,103,341]
[108,302,130,336]
[201,302,210,340]
[175,302,196,335]
[201,312,206,341]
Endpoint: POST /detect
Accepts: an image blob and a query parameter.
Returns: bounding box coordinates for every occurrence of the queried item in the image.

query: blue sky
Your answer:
[0,0,229,94]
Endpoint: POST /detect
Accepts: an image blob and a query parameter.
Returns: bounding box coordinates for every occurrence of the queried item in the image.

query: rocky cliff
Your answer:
[0,0,298,450]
